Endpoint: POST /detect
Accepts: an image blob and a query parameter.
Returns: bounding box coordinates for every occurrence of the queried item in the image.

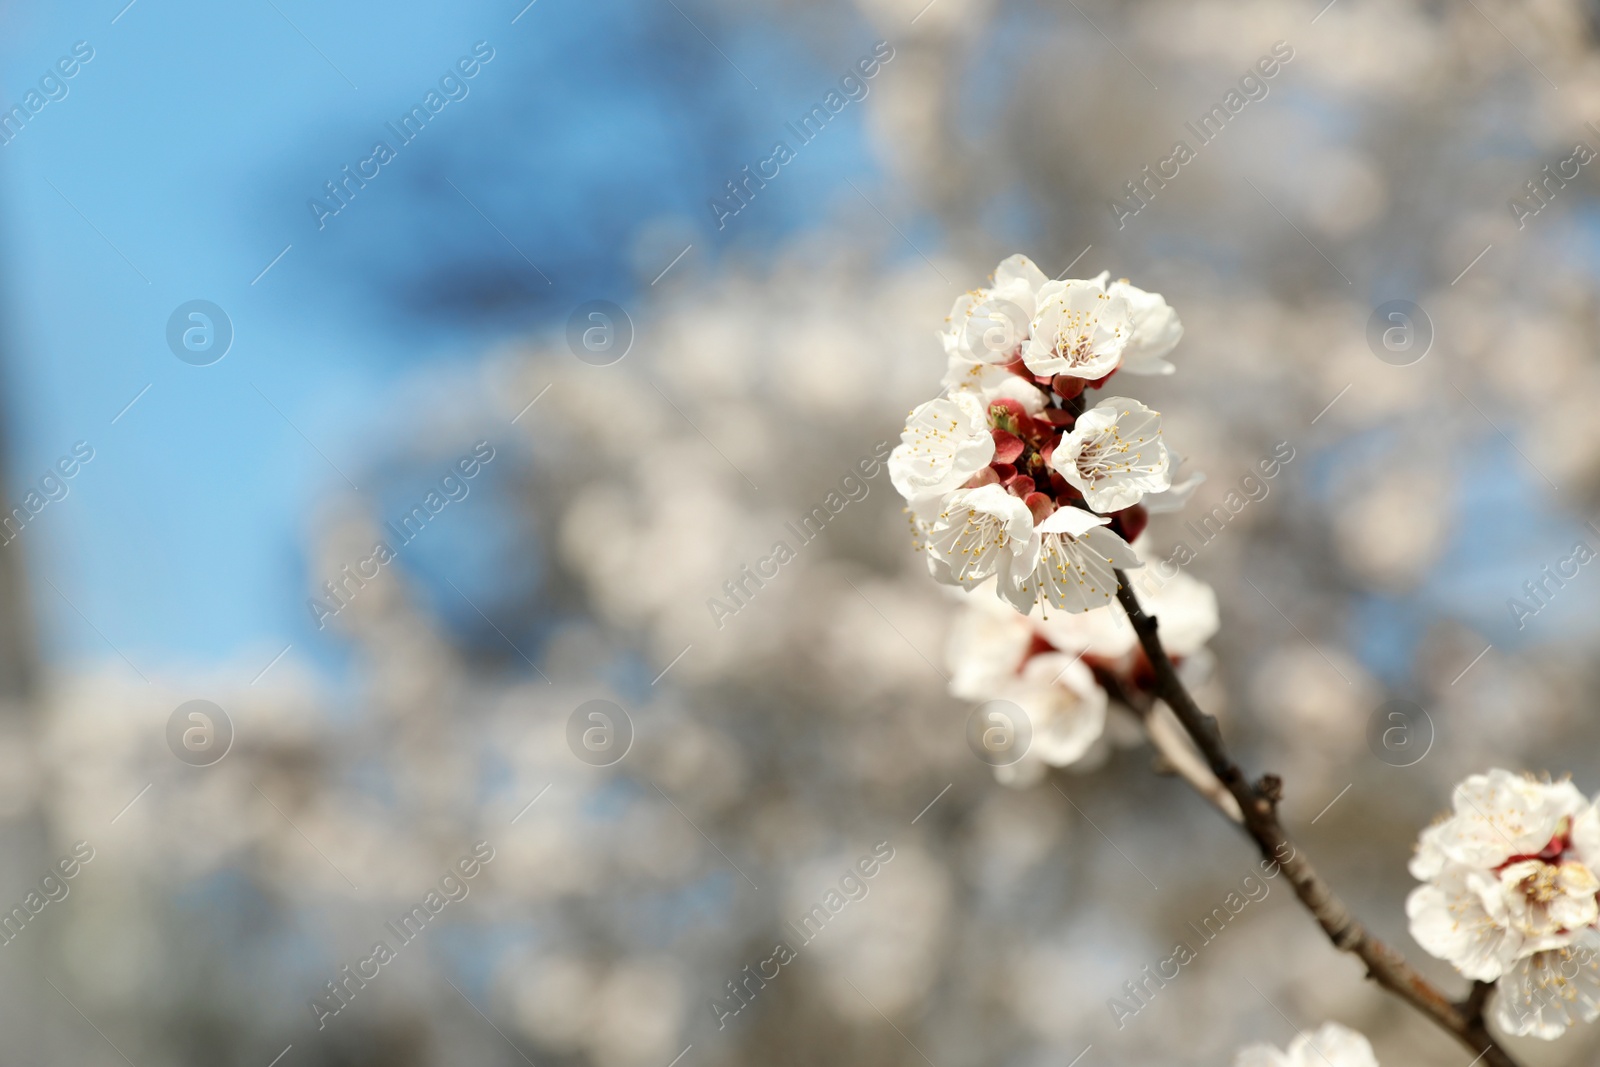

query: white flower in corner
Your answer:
[1407,769,1600,1038]
[943,254,1050,366]
[1023,279,1132,379]
[924,483,1039,592]
[1495,931,1600,1039]
[1105,276,1183,376]
[1235,1023,1378,1067]
[888,391,995,505]
[1051,396,1171,512]
[1007,505,1140,614]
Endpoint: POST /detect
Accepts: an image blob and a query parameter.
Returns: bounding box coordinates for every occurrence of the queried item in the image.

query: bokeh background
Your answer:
[0,0,1597,1063]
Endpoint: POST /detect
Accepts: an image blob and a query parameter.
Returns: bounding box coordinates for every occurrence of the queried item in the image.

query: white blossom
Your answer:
[940,356,1048,416]
[996,652,1108,782]
[1407,769,1600,1037]
[1494,932,1600,1039]
[1050,396,1171,512]
[924,483,1038,592]
[945,597,1108,783]
[888,392,995,505]
[1006,505,1140,614]
[1234,1023,1378,1067]
[1103,275,1183,376]
[943,254,1050,366]
[1022,279,1132,379]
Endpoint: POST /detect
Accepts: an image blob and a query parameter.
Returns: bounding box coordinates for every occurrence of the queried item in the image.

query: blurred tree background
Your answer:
[5,0,1600,1064]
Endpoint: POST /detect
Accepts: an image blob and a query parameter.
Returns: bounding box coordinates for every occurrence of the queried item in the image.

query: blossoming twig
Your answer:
[1111,572,1522,1067]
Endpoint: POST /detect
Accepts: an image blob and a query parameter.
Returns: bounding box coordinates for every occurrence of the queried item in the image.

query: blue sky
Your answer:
[0,0,885,678]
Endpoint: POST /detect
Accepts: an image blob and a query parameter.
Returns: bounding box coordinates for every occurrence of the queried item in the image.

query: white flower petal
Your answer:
[1406,873,1511,981]
[1108,278,1183,376]
[1004,652,1107,767]
[942,255,1051,366]
[1235,1023,1377,1067]
[1010,507,1139,615]
[1050,396,1171,512]
[925,483,1037,591]
[888,392,995,503]
[940,354,1047,414]
[1023,280,1132,379]
[1495,933,1600,1039]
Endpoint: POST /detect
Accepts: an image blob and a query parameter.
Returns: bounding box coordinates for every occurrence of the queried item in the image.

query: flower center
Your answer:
[1075,429,1136,483]
[934,507,1010,582]
[1520,863,1571,905]
[1052,319,1097,367]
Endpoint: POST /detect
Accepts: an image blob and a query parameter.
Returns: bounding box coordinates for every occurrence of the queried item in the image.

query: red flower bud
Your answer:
[1051,374,1086,399]
[1112,504,1149,543]
[1024,492,1055,523]
[1036,408,1076,429]
[1003,473,1035,498]
[991,428,1025,464]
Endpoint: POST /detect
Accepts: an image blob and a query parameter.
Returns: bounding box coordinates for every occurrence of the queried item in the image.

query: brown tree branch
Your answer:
[1112,572,1520,1067]
[1102,671,1243,823]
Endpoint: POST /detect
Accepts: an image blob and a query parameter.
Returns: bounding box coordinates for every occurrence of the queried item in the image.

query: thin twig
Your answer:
[1145,703,1243,823]
[1462,979,1495,1026]
[1111,571,1520,1067]
[1101,673,1240,822]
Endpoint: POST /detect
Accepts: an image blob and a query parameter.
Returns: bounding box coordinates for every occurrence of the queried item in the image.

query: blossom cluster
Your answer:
[894,255,1216,779]
[889,255,1196,615]
[1407,769,1600,1039]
